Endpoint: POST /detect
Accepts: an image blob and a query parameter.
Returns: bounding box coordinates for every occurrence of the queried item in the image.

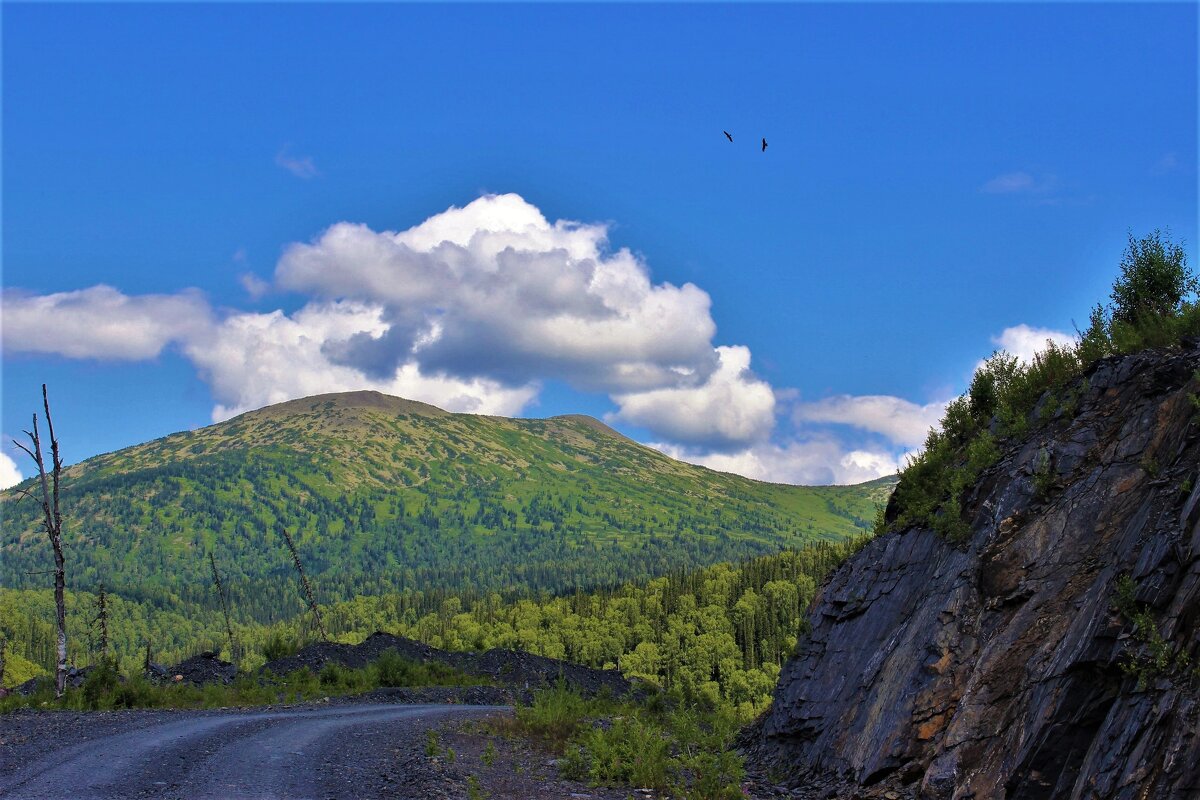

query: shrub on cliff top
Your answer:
[883,229,1197,540]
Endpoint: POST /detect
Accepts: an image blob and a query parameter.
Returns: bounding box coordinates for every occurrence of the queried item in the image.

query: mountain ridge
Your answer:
[3,390,894,624]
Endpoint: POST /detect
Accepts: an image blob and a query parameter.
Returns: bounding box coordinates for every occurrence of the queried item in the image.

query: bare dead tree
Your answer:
[208,551,237,661]
[143,639,153,672]
[0,632,7,689]
[279,528,327,641]
[13,384,68,698]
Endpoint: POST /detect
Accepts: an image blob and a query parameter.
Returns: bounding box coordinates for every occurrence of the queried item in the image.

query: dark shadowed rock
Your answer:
[749,342,1200,799]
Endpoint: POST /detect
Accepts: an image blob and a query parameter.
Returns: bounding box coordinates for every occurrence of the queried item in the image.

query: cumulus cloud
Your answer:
[0,194,973,485]
[1,285,212,360]
[0,452,22,490]
[610,346,775,450]
[654,437,902,486]
[183,301,537,422]
[792,395,947,449]
[275,146,318,179]
[275,194,718,392]
[988,324,1076,365]
[0,195,740,447]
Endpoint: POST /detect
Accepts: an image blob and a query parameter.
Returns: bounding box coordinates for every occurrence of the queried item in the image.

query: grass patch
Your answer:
[488,680,745,799]
[0,649,482,714]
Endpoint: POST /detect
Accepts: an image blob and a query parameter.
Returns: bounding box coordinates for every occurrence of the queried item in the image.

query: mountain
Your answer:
[748,343,1200,798]
[2,391,892,623]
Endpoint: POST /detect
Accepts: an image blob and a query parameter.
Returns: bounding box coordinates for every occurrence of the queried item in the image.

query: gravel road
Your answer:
[0,702,505,799]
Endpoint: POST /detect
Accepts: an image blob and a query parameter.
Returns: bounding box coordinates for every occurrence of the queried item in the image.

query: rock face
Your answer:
[751,343,1200,799]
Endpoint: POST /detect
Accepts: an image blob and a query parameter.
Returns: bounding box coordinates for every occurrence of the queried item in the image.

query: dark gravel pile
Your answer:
[261,632,443,676]
[467,647,632,697]
[169,651,237,685]
[260,631,633,697]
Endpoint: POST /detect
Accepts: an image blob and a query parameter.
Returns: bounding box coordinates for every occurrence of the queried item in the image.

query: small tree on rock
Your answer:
[1111,229,1195,325]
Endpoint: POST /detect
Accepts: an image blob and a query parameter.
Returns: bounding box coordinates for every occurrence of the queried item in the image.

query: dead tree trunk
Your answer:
[15,384,68,697]
[279,528,327,641]
[208,551,237,661]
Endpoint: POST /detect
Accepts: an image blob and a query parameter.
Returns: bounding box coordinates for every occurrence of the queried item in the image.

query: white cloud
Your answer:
[610,345,775,450]
[275,146,318,179]
[1,285,212,360]
[654,437,901,486]
[792,394,946,449]
[239,273,270,300]
[274,194,719,393]
[988,324,1077,365]
[0,452,22,490]
[0,195,733,446]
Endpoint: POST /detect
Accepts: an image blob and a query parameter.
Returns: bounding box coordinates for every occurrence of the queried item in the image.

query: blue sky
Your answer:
[2,2,1197,487]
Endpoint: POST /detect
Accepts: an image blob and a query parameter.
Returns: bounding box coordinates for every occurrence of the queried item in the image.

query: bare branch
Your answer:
[12,439,36,462]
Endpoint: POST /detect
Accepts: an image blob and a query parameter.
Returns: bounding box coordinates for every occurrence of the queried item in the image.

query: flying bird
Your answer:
[762,137,768,152]
[723,131,733,142]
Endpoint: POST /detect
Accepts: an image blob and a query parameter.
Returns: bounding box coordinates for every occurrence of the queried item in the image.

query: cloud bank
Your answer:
[2,285,212,360]
[1,193,1071,485]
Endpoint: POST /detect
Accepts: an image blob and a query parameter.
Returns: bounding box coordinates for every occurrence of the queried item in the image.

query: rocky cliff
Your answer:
[750,342,1200,799]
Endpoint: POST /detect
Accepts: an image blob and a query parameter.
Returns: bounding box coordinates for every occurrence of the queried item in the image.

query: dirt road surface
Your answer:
[1,702,504,799]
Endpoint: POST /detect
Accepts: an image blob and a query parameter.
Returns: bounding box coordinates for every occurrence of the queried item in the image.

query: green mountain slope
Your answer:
[2,391,893,622]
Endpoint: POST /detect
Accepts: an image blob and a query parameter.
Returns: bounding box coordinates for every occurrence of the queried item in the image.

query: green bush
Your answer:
[564,715,671,790]
[512,679,591,749]
[81,659,123,709]
[262,631,302,661]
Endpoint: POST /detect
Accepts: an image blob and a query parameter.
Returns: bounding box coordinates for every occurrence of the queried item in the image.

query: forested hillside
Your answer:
[4,540,864,717]
[2,391,891,625]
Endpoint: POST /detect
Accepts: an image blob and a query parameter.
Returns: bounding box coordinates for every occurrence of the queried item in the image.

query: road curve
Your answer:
[0,702,504,799]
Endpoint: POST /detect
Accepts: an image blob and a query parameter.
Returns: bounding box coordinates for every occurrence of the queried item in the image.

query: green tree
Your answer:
[1111,229,1195,325]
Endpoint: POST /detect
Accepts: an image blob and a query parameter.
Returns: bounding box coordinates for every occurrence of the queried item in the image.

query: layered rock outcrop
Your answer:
[751,342,1200,799]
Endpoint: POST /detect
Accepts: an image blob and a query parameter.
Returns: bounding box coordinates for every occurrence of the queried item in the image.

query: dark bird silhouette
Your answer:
[762,137,768,152]
[723,131,733,142]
